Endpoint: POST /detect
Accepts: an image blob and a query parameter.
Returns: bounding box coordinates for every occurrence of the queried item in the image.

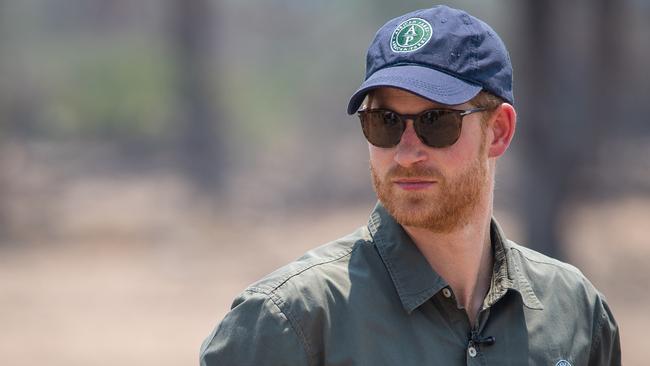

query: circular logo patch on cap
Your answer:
[555,360,572,366]
[390,18,432,53]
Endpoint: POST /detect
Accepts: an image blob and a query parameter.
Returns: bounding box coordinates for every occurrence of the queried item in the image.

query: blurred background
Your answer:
[0,0,648,364]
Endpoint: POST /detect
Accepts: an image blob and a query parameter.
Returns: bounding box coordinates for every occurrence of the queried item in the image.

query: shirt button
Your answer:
[468,346,477,358]
[442,288,452,298]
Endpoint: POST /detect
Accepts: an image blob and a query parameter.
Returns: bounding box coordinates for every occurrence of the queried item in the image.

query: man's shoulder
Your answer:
[503,240,620,363]
[242,225,374,301]
[504,240,605,303]
[505,240,584,277]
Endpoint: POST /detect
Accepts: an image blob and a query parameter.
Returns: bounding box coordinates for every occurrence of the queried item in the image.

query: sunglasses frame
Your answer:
[357,107,488,148]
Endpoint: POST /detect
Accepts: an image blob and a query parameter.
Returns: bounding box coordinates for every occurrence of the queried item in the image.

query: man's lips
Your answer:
[392,178,437,191]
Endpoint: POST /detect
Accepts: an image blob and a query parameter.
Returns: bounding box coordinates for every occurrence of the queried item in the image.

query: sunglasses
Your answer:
[357,107,487,148]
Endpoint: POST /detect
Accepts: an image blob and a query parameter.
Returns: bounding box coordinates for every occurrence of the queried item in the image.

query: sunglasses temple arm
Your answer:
[460,107,489,116]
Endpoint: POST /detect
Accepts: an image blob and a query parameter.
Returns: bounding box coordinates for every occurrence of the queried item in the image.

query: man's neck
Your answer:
[403,208,494,327]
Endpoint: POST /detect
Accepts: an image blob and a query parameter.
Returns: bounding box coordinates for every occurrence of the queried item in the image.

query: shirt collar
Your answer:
[367,202,543,314]
[368,202,447,314]
[488,219,544,310]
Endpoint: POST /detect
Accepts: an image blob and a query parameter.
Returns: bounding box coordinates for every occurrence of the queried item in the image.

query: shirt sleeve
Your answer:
[200,289,310,366]
[588,295,621,366]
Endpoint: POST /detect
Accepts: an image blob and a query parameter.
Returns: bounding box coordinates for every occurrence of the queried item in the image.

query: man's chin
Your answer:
[391,211,433,229]
[379,194,470,232]
[380,197,436,225]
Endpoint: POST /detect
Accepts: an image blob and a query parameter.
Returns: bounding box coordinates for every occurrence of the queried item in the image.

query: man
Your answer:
[201,5,620,365]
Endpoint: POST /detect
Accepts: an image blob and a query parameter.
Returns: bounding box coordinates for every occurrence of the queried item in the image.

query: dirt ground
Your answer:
[0,174,647,365]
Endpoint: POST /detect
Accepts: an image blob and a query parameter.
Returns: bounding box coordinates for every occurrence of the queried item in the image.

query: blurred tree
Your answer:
[169,0,224,194]
[0,0,8,240]
[593,0,624,140]
[519,0,635,259]
[519,0,577,259]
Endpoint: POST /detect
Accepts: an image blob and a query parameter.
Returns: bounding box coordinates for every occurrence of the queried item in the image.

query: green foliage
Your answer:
[43,37,174,141]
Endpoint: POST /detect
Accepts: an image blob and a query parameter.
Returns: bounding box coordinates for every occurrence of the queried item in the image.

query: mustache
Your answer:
[384,165,443,180]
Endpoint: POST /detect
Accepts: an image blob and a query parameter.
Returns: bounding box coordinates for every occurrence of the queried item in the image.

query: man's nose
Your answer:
[394,120,428,167]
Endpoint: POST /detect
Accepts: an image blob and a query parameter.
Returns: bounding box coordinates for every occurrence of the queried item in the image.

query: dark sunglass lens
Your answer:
[415,110,462,148]
[359,111,404,147]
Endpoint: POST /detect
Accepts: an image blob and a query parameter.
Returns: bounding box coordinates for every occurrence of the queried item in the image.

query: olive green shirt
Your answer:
[200,203,621,365]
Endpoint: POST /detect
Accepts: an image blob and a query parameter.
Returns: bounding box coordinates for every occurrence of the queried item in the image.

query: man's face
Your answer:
[367,87,491,233]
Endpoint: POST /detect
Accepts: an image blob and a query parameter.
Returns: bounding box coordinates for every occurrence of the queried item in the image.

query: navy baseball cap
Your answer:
[347,5,513,115]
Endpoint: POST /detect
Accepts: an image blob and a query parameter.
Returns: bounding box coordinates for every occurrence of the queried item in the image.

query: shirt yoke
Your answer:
[505,239,607,307]
[246,226,372,297]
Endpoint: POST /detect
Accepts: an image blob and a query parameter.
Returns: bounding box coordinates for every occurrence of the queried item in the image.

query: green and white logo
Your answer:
[390,18,432,53]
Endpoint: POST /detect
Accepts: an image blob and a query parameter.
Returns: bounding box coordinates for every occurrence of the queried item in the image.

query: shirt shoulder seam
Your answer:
[244,240,366,365]
[236,288,315,366]
[248,236,366,295]
[507,242,584,277]
[268,291,315,366]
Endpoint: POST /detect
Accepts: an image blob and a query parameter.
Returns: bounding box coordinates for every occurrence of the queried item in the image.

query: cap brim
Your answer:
[346,65,482,115]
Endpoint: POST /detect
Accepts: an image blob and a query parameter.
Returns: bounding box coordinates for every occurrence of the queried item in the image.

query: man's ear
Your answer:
[487,103,516,158]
